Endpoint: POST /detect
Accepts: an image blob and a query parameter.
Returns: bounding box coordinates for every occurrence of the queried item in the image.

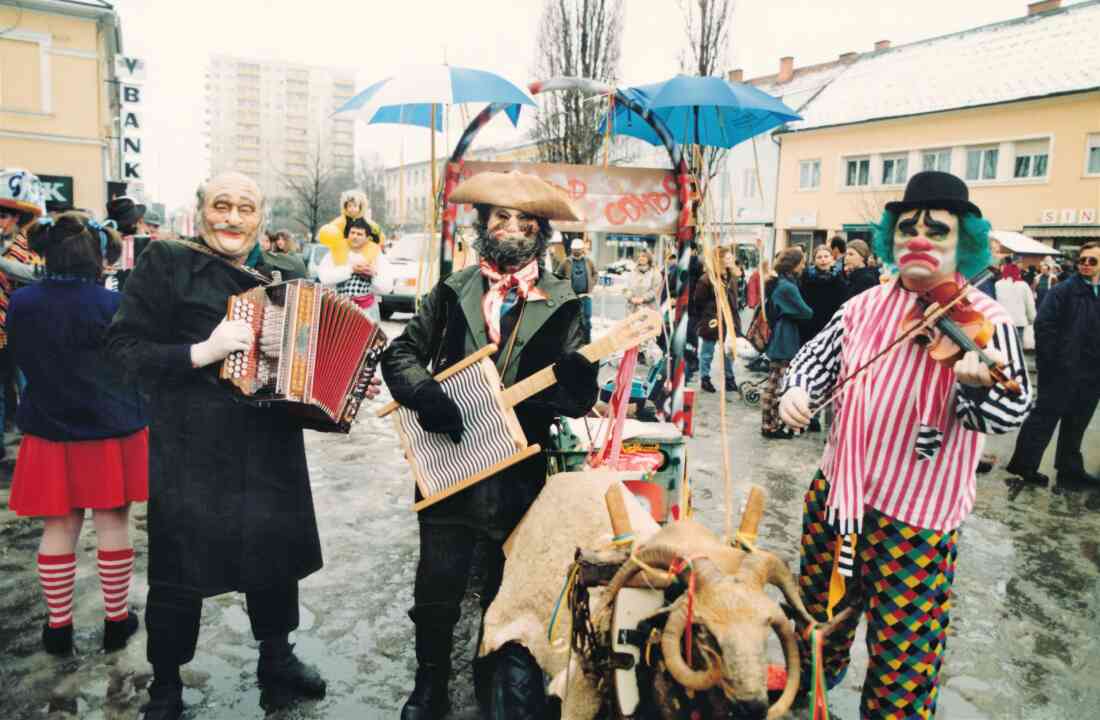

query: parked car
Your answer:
[604,258,636,275]
[302,242,330,281]
[374,232,429,319]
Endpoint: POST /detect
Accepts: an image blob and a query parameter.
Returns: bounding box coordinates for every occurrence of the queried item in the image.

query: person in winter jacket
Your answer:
[693,245,741,393]
[624,248,663,364]
[555,239,597,343]
[761,247,812,437]
[1006,241,1100,490]
[800,244,849,344]
[994,264,1036,341]
[843,239,880,299]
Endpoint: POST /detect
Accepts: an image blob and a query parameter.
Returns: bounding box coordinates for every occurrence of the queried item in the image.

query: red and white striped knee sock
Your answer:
[97,548,134,622]
[38,553,77,628]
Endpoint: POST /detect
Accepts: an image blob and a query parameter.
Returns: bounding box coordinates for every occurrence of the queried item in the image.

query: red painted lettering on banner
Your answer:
[603,190,673,226]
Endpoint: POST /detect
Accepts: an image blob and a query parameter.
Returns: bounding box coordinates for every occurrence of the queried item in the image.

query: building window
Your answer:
[922,149,951,172]
[965,146,998,181]
[881,154,908,185]
[799,160,821,189]
[1013,139,1049,178]
[1086,134,1100,176]
[844,157,870,187]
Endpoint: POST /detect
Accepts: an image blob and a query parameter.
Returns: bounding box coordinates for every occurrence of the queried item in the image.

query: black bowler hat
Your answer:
[884,171,982,218]
[106,195,146,228]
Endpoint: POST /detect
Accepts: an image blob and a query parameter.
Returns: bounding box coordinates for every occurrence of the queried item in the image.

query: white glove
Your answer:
[191,318,254,368]
[778,386,813,430]
[955,348,1005,388]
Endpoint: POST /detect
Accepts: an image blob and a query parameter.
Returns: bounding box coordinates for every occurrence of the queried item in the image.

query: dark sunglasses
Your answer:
[1078,257,1099,267]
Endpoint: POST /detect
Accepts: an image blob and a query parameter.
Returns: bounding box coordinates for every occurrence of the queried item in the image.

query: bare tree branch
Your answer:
[282,143,353,242]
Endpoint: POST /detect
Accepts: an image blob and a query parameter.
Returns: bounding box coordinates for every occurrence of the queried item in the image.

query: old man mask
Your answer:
[198,171,264,260]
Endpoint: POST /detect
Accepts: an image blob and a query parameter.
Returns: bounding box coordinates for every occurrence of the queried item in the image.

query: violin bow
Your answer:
[809,268,998,415]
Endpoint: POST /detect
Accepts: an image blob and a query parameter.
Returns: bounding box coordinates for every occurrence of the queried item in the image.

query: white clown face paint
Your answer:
[893,208,959,290]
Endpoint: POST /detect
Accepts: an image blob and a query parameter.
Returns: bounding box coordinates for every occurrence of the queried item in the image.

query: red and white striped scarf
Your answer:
[479,258,548,344]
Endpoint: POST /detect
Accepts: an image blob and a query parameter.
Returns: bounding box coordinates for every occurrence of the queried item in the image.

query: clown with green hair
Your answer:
[777,171,1033,718]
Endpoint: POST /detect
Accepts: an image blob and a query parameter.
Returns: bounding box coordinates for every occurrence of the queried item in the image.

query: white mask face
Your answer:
[893,208,958,288]
[199,172,263,259]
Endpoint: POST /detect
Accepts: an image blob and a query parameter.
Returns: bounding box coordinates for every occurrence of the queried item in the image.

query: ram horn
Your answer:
[768,616,801,719]
[602,543,683,602]
[660,601,722,692]
[760,550,817,628]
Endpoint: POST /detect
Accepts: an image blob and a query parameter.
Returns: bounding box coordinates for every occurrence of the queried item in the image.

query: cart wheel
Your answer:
[744,387,761,406]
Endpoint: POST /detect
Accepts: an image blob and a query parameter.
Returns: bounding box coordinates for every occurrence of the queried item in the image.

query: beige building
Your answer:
[0,0,122,215]
[774,0,1100,257]
[204,54,356,202]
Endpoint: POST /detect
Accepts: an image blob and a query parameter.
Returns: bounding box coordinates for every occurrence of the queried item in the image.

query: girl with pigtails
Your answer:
[6,212,148,656]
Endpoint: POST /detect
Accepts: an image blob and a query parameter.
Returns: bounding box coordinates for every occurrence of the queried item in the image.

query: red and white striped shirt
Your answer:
[783,278,1032,533]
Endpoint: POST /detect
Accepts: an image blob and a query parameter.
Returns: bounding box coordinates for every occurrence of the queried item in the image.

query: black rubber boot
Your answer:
[701,376,717,393]
[725,377,738,393]
[402,607,454,720]
[103,610,139,652]
[41,623,73,656]
[256,636,326,710]
[141,676,183,720]
[486,642,546,720]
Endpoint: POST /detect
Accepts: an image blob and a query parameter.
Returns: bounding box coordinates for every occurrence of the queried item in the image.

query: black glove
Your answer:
[554,351,598,400]
[412,380,463,444]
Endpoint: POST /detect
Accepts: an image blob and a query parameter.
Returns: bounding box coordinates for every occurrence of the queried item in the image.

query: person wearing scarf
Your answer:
[381,171,598,720]
[777,172,1033,719]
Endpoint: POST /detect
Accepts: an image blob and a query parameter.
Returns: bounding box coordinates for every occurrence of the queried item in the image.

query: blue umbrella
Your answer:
[602,74,801,148]
[334,65,533,129]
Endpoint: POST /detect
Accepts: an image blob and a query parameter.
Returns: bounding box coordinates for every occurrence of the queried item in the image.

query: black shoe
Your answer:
[257,642,327,710]
[1056,472,1096,492]
[141,680,183,720]
[41,623,73,656]
[761,428,792,440]
[1005,464,1049,487]
[103,610,139,652]
[701,377,716,393]
[401,664,451,720]
[725,378,738,393]
[807,417,822,433]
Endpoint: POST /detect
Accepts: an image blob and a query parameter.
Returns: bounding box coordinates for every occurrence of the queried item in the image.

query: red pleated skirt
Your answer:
[7,429,149,517]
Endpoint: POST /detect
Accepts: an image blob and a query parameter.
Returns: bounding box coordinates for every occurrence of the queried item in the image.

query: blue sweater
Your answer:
[9,278,147,441]
[766,275,814,361]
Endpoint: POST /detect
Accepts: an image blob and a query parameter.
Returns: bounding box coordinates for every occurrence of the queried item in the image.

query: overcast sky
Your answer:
[111,0,1084,209]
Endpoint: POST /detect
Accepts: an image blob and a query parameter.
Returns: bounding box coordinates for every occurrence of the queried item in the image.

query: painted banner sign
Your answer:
[451,161,689,234]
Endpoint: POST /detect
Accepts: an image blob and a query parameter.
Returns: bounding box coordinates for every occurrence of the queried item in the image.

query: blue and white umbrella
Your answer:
[335,65,534,129]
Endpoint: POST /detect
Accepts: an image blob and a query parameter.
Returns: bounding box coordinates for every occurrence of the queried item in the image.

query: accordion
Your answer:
[220,279,387,432]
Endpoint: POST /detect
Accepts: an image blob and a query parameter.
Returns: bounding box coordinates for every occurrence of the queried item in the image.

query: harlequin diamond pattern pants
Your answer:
[798,472,959,720]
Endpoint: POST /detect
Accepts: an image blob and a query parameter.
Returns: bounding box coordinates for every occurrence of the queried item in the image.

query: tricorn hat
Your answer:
[106,195,146,228]
[884,171,981,218]
[449,171,582,222]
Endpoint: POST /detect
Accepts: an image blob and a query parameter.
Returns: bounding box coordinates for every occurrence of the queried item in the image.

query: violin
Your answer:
[811,267,1021,414]
[901,268,1022,395]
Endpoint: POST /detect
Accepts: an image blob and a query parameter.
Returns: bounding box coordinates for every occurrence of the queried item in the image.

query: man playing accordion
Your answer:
[382,171,599,719]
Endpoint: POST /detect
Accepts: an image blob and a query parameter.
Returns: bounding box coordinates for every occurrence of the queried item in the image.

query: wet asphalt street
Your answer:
[1,309,1098,720]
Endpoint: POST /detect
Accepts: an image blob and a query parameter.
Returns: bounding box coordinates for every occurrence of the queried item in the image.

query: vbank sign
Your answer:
[115,56,146,197]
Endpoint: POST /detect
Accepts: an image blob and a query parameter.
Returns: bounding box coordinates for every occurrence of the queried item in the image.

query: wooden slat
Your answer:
[412,443,543,512]
[376,343,500,418]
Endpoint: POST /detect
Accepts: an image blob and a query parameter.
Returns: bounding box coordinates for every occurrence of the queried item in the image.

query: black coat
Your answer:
[1034,274,1100,397]
[381,265,598,538]
[798,266,848,343]
[845,266,881,300]
[106,241,323,596]
[692,271,741,341]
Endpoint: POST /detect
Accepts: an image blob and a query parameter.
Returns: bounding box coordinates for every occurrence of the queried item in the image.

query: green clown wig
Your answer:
[872,210,992,278]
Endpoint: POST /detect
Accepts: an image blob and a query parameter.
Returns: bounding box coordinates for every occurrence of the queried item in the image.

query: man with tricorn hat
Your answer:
[777,171,1033,718]
[382,171,599,719]
[107,171,378,719]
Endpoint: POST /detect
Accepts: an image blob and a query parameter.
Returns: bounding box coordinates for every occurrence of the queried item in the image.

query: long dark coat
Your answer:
[106,241,322,596]
[1035,273,1100,398]
[798,266,848,343]
[381,265,598,539]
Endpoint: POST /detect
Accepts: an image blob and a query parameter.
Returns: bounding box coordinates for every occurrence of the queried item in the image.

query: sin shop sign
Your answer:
[450,161,689,234]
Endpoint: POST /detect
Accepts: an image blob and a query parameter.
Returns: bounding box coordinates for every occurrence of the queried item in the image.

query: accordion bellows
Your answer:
[221,279,387,432]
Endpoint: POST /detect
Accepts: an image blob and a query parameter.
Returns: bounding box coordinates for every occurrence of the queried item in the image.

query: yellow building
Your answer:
[0,0,122,215]
[774,0,1100,257]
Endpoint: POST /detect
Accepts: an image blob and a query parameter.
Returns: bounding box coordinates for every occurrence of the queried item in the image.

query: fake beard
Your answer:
[474,228,546,270]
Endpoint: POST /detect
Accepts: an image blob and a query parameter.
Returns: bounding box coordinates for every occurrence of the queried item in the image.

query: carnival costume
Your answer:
[316,216,386,323]
[107,173,327,720]
[779,172,1032,719]
[317,189,385,266]
[381,171,599,720]
[7,213,147,656]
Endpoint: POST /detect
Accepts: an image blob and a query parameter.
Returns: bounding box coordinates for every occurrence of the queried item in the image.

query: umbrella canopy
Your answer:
[335,65,534,129]
[602,74,801,148]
